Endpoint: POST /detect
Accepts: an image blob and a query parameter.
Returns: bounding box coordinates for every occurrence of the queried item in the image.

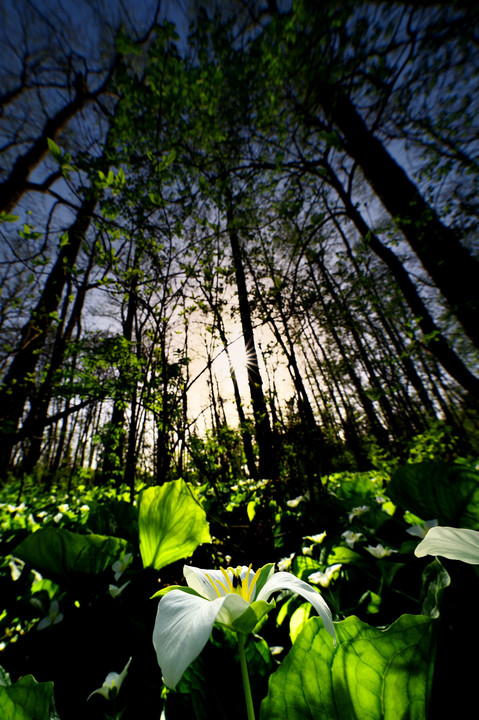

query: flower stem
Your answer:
[237,633,255,720]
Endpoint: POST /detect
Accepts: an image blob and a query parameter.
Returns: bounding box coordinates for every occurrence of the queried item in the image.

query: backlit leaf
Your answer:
[261,614,435,720]
[0,674,54,720]
[139,479,210,570]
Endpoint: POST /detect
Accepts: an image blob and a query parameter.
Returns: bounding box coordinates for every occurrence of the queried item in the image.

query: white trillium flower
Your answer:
[277,552,295,572]
[348,505,370,523]
[303,531,327,544]
[308,564,342,588]
[366,543,397,558]
[152,563,336,689]
[286,495,305,508]
[9,557,25,581]
[269,645,284,656]
[112,552,133,582]
[37,600,64,630]
[8,502,26,514]
[109,581,131,598]
[341,530,364,548]
[87,657,132,701]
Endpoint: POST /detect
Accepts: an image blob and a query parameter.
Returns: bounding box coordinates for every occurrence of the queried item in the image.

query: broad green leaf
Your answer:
[261,614,436,720]
[289,602,311,642]
[13,528,128,582]
[420,558,451,618]
[87,499,138,545]
[326,546,371,569]
[388,462,479,529]
[138,480,210,570]
[0,674,54,720]
[415,526,479,564]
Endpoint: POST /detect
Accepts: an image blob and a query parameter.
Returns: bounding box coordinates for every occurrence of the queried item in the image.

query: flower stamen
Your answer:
[205,573,227,597]
[205,565,261,601]
[245,567,261,602]
[220,567,235,593]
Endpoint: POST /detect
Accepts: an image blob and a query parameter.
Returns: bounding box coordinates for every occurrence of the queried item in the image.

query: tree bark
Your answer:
[318,87,479,349]
[0,192,97,476]
[225,194,276,478]
[322,161,479,398]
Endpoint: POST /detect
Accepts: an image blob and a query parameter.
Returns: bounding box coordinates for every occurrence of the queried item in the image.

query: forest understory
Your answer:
[1,0,478,717]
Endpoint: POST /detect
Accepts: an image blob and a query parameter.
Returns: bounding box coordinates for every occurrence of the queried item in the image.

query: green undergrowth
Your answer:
[0,458,478,719]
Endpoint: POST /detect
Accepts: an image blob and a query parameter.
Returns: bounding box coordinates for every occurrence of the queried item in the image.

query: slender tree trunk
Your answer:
[213,309,259,480]
[0,192,97,477]
[318,87,479,348]
[309,255,401,437]
[331,211,435,422]
[225,194,276,477]
[21,247,94,474]
[305,279,389,445]
[245,248,330,478]
[322,161,479,398]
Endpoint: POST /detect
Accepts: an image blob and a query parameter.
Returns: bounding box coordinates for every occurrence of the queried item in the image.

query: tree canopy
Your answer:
[1,0,477,487]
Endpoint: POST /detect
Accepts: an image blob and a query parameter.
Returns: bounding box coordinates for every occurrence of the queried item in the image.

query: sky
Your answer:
[0,0,300,435]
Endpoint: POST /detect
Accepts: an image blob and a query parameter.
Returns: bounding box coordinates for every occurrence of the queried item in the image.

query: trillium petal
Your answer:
[37,616,52,631]
[153,589,224,688]
[184,565,230,599]
[87,686,111,701]
[257,571,336,643]
[114,657,132,690]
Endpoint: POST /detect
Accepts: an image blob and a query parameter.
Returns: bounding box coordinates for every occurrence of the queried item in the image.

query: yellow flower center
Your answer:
[205,564,261,602]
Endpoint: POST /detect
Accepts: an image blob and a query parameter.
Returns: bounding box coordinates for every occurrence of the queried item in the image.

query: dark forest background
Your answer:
[1,0,478,718]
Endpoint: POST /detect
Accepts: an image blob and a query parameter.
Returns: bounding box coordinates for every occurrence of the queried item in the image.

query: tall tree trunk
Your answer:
[244,247,330,478]
[101,280,138,484]
[21,246,94,474]
[0,192,97,476]
[303,325,369,468]
[322,161,479,398]
[225,194,276,477]
[318,87,479,348]
[309,255,402,438]
[330,209,436,422]
[210,304,259,480]
[305,277,389,445]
